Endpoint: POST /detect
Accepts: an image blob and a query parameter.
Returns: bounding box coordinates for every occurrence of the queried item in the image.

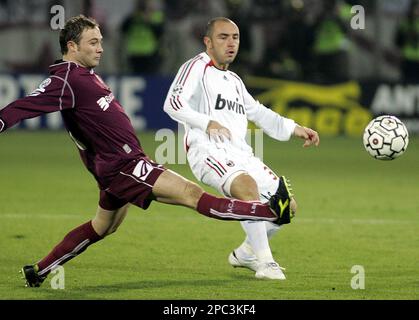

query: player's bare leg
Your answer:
[151,169,279,222]
[92,204,130,236]
[152,170,204,208]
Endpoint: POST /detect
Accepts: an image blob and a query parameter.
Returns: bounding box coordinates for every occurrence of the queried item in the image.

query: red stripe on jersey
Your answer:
[177,55,202,85]
[182,57,201,86]
[176,61,190,85]
[209,155,227,173]
[205,161,223,178]
[170,97,180,111]
[229,72,244,96]
[176,96,183,109]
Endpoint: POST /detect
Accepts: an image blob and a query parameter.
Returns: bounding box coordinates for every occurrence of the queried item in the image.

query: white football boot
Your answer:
[228,250,259,272]
[228,250,287,280]
[255,262,286,280]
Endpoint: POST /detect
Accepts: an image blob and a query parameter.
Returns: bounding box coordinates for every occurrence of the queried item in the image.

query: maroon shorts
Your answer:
[99,157,166,211]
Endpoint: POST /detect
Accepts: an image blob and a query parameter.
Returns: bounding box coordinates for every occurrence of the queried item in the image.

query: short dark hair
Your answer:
[59,15,99,54]
[205,17,234,38]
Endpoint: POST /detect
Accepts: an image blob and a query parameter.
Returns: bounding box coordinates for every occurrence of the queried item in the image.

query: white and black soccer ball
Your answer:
[363,115,409,160]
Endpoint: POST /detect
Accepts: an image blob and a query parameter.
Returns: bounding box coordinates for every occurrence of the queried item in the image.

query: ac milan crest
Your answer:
[226,160,235,167]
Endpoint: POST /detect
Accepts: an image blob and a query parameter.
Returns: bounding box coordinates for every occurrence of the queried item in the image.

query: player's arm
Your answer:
[0,77,74,133]
[163,60,218,135]
[244,86,296,141]
[244,86,319,146]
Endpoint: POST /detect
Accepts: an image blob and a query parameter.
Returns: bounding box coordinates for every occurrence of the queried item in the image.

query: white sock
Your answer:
[235,239,254,257]
[265,222,282,239]
[238,221,274,262]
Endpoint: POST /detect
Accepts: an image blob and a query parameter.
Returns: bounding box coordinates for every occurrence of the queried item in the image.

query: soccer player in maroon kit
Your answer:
[0,15,294,287]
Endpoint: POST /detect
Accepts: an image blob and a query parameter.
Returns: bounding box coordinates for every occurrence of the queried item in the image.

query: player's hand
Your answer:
[293,125,320,147]
[206,120,231,143]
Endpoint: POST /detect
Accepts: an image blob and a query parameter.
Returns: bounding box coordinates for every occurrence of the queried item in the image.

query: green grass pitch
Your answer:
[0,131,418,300]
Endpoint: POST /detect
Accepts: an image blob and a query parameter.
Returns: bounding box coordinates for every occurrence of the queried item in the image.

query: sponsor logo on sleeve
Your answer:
[28,78,52,97]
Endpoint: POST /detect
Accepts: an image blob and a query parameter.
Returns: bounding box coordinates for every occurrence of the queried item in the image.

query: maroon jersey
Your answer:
[0,60,148,188]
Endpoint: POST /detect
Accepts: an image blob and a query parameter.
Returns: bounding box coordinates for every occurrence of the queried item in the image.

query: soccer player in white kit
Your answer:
[163,17,320,280]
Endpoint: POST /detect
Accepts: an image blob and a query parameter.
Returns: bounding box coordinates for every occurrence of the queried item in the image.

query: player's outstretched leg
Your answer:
[152,170,279,222]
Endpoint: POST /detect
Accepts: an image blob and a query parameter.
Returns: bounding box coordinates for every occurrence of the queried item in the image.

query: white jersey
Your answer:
[163,52,296,156]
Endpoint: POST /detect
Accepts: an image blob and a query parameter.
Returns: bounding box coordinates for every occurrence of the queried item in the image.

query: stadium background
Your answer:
[0,0,418,301]
[1,0,419,134]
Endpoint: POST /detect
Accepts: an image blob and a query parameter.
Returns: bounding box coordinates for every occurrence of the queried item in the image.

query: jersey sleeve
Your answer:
[244,85,296,141]
[0,76,74,132]
[163,59,211,132]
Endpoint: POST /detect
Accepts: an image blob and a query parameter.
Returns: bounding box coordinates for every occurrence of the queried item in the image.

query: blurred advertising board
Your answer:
[0,74,418,135]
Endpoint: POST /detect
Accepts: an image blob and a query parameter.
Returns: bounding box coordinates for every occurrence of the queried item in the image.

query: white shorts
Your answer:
[187,143,280,202]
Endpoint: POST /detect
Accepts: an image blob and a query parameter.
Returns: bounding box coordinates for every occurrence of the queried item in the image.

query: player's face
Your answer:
[206,21,239,70]
[73,27,103,68]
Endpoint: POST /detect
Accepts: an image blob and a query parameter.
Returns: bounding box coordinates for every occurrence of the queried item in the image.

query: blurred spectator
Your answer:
[253,18,297,78]
[250,0,283,20]
[120,0,165,74]
[5,42,55,72]
[83,0,109,36]
[161,0,226,75]
[311,0,352,81]
[283,1,316,80]
[395,0,419,82]
[251,1,317,80]
[256,1,316,79]
[225,0,254,75]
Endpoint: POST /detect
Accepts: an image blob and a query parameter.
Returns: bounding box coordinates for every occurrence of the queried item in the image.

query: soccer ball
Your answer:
[363,115,409,160]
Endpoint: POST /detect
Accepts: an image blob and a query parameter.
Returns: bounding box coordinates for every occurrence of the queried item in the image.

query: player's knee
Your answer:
[229,173,259,200]
[93,205,128,237]
[92,214,119,237]
[99,215,127,237]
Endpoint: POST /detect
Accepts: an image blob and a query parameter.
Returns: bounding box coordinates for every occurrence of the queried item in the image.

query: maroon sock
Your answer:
[37,220,102,277]
[196,192,276,222]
